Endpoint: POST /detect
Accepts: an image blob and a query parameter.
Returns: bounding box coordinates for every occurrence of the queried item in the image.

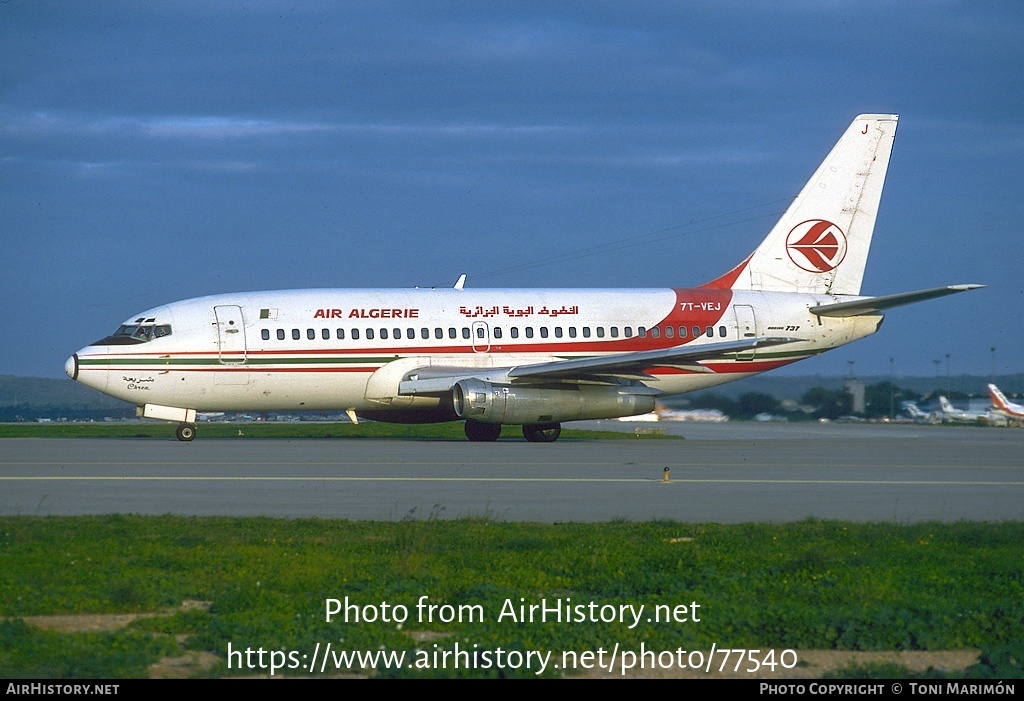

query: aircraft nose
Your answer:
[65,354,79,381]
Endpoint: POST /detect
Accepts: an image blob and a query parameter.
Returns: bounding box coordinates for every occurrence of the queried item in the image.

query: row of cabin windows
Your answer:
[259,325,730,342]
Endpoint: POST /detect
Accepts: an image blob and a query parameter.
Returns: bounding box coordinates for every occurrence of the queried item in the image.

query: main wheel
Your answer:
[464,420,501,442]
[522,422,561,443]
[176,423,196,442]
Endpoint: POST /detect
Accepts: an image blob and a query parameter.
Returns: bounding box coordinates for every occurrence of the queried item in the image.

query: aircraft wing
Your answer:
[398,336,800,395]
[506,337,799,380]
[808,285,984,317]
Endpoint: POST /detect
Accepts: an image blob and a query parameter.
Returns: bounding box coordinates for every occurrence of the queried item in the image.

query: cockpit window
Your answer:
[95,324,172,345]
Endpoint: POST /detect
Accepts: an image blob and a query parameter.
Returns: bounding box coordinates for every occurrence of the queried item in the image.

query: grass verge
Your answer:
[1,516,1021,678]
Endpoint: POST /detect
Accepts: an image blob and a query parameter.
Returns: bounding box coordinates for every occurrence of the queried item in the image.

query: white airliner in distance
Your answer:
[902,401,938,424]
[988,384,1024,426]
[936,396,993,425]
[66,114,984,442]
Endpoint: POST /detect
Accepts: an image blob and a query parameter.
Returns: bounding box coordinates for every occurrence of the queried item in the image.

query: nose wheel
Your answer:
[176,423,196,442]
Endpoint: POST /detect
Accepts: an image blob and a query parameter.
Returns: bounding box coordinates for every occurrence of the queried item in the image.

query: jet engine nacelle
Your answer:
[452,378,655,425]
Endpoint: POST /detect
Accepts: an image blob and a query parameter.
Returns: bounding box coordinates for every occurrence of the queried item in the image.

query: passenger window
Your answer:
[511,327,519,339]
[493,327,503,339]
[554,327,563,338]
[261,329,270,341]
[277,329,285,340]
[665,326,674,339]
[337,329,345,340]
[292,329,300,340]
[706,326,714,337]
[525,327,534,338]
[322,329,330,340]
[421,328,429,339]
[435,328,443,339]
[651,327,660,338]
[569,327,577,338]
[352,329,360,340]
[395,327,402,339]
[624,327,633,338]
[366,328,375,340]
[462,327,470,340]
[476,327,485,339]
[307,329,315,340]
[380,328,389,340]
[582,327,591,338]
[679,326,687,339]
[610,327,619,338]
[449,328,457,339]
[719,326,727,337]
[540,328,549,338]
[692,326,700,338]
[597,327,605,338]
[638,327,647,338]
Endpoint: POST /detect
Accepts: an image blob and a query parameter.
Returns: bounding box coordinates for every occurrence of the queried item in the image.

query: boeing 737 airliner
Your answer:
[66,114,982,441]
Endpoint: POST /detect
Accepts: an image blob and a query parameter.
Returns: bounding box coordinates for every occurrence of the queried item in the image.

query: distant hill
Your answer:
[0,375,134,421]
[662,373,1024,404]
[2,372,1021,421]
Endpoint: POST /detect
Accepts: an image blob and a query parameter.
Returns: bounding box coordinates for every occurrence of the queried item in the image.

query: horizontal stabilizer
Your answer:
[808,285,984,317]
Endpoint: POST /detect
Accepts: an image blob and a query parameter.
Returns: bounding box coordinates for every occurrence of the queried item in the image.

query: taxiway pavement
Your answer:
[2,422,1022,522]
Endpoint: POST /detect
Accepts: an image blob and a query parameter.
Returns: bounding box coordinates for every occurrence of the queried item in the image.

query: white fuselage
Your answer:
[68,286,881,416]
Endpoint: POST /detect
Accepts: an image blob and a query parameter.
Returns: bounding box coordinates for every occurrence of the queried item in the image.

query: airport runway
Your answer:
[1,422,1023,522]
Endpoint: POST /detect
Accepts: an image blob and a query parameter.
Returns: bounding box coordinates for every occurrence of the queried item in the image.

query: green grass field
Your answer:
[1,516,1021,678]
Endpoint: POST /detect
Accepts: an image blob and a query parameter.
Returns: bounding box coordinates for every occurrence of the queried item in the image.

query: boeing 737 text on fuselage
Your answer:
[66,114,983,442]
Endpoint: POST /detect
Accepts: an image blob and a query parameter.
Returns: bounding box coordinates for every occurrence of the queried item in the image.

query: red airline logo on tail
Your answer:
[785,219,848,273]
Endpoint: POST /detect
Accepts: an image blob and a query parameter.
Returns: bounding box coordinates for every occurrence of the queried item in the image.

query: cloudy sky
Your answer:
[2,1,1021,381]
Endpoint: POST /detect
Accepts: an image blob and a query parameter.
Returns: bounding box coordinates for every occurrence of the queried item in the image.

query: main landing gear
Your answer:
[464,420,502,442]
[522,423,561,443]
[175,423,196,442]
[463,420,562,443]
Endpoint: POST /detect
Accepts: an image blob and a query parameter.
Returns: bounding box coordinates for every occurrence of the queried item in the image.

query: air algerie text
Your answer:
[313,308,419,319]
[497,598,700,629]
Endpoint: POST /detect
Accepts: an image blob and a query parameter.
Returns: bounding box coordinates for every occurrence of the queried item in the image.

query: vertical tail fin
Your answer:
[902,401,923,418]
[989,384,1011,412]
[705,114,898,295]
